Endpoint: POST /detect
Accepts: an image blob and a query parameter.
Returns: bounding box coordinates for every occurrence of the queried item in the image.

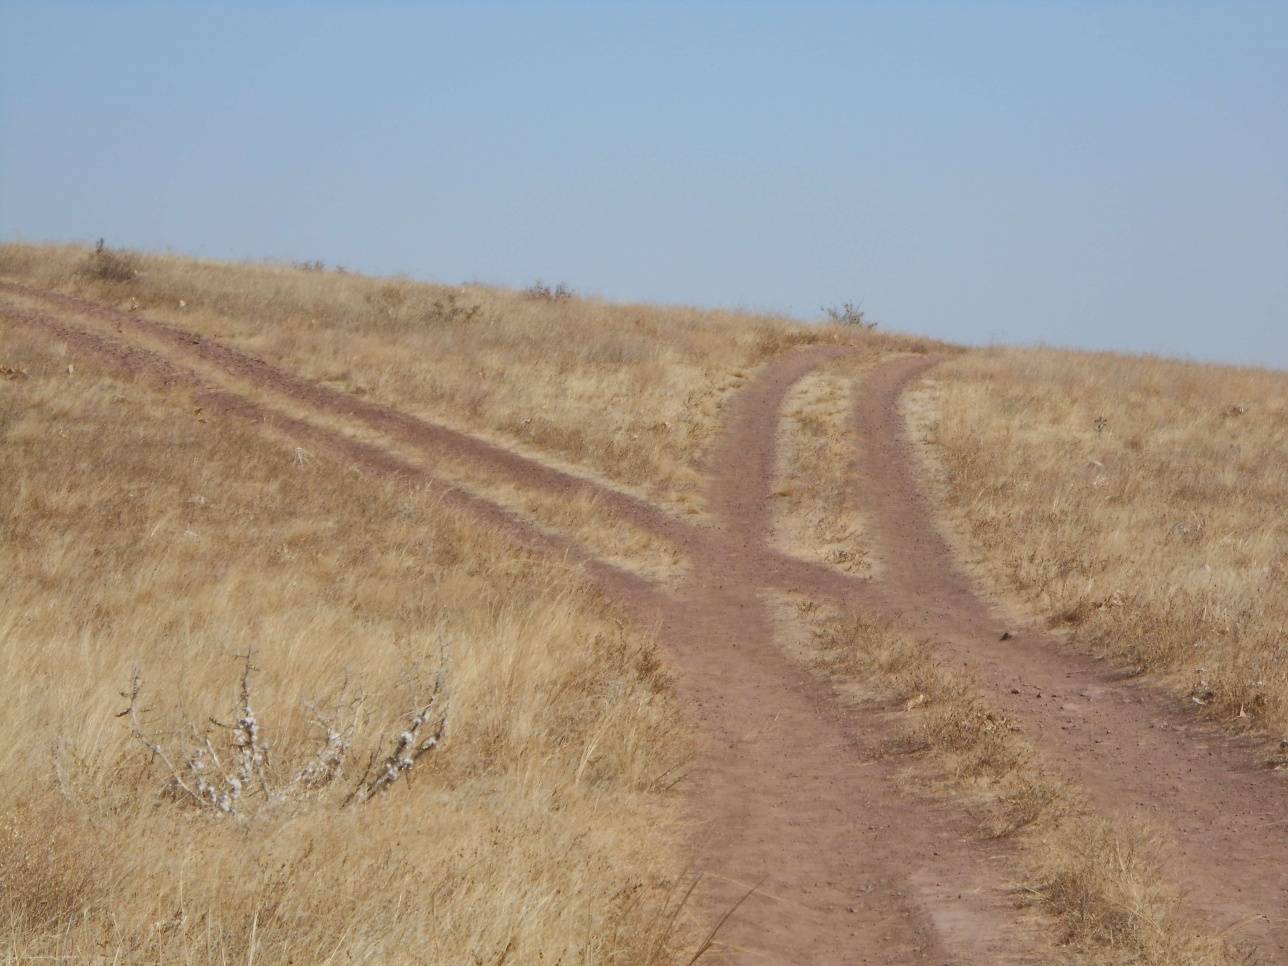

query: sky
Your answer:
[1,2,1285,368]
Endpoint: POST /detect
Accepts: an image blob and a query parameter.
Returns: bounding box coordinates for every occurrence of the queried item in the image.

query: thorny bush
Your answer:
[120,649,448,818]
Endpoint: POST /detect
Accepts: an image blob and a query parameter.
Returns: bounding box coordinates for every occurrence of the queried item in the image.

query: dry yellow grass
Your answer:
[1,240,929,964]
[0,320,694,962]
[907,348,1288,741]
[781,602,1244,966]
[0,281,684,588]
[5,240,1272,963]
[0,242,866,517]
[772,355,879,577]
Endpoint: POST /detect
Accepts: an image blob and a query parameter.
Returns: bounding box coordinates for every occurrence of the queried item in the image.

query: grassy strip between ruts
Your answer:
[782,600,1250,966]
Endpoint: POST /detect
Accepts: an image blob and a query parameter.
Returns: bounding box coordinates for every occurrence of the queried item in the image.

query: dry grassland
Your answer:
[0,321,693,962]
[0,240,914,964]
[0,281,683,589]
[907,348,1288,743]
[5,241,1277,964]
[0,243,870,516]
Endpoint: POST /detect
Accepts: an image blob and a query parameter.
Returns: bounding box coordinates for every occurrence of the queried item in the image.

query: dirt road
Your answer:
[854,356,1288,957]
[4,284,1285,962]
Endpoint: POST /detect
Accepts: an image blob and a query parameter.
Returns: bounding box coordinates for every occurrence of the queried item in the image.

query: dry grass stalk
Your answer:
[359,648,448,802]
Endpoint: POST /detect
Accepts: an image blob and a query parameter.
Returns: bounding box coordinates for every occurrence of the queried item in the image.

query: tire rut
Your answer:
[856,355,1288,959]
[665,347,1042,963]
[0,301,659,609]
[0,282,864,602]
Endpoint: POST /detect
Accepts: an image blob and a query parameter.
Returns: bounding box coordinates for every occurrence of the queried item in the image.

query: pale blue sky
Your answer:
[2,2,1284,367]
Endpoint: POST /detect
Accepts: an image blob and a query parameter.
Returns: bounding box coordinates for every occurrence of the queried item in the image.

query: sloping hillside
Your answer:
[2,243,1284,965]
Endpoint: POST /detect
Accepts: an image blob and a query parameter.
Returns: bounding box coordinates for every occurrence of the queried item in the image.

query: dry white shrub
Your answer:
[120,648,448,818]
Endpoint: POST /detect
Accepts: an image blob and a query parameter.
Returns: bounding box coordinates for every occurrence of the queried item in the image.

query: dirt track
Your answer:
[3,285,1286,962]
[855,357,1288,957]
